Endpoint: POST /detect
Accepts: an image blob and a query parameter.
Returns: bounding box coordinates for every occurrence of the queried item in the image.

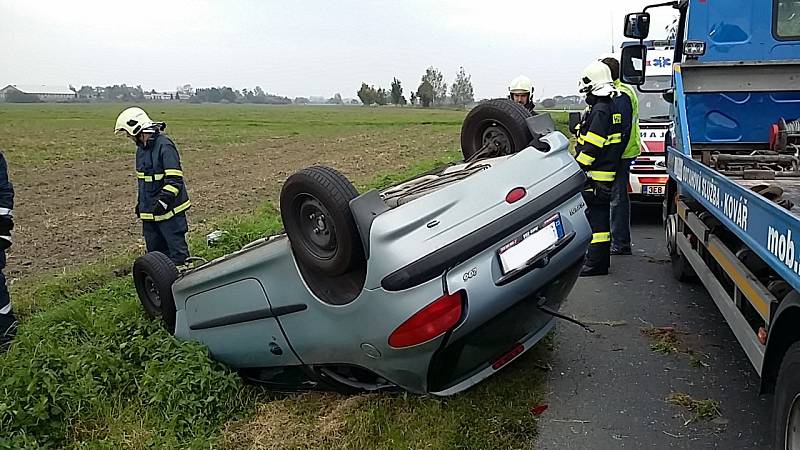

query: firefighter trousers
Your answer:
[583,181,612,272]
[142,213,189,266]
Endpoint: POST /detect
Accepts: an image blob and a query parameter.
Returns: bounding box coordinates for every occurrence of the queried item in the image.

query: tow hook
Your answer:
[536,295,595,333]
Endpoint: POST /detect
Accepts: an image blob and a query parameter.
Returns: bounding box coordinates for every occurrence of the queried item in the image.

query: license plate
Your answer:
[498,215,564,274]
[643,185,665,195]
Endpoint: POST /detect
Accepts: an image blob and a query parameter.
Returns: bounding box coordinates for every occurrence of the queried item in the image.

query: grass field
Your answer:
[0,104,569,449]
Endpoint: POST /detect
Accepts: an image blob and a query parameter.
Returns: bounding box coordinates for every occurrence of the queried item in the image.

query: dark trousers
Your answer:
[611,158,633,250]
[0,250,14,332]
[142,213,189,266]
[583,181,612,271]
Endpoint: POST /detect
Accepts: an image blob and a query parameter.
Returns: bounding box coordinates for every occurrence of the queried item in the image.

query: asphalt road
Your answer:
[535,204,772,449]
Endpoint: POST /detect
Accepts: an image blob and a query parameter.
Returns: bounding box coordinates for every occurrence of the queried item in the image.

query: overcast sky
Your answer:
[0,0,677,100]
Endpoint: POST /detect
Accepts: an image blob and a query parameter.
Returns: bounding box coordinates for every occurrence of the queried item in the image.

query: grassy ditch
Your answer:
[2,112,571,449]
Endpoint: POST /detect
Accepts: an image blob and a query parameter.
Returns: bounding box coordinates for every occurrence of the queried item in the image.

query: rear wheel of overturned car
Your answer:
[460,98,533,160]
[665,213,697,282]
[280,165,364,276]
[133,251,179,334]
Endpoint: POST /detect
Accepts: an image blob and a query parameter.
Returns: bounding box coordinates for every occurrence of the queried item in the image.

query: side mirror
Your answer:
[568,112,581,136]
[624,12,651,39]
[621,44,647,86]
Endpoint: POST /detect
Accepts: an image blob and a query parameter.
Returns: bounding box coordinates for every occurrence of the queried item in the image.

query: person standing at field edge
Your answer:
[115,107,191,267]
[0,151,16,351]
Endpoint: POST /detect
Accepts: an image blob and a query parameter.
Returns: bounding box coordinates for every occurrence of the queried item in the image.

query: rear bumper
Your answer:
[427,256,584,395]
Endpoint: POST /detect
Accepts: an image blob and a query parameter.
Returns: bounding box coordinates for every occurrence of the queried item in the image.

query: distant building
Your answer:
[0,85,76,102]
[143,92,175,101]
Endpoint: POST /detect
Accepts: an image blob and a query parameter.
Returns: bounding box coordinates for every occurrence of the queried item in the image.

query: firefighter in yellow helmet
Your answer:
[508,75,537,114]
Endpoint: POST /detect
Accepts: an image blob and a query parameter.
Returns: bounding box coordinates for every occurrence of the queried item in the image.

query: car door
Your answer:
[183,277,302,368]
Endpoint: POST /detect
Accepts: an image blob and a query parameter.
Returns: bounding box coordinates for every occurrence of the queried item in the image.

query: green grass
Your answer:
[1,106,570,449]
[0,104,467,167]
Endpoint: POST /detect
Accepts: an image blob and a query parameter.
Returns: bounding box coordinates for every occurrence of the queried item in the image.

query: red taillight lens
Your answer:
[506,187,527,204]
[492,344,524,370]
[388,291,464,348]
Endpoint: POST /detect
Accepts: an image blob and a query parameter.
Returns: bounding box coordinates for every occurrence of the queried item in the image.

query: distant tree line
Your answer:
[356,66,474,108]
[536,95,585,110]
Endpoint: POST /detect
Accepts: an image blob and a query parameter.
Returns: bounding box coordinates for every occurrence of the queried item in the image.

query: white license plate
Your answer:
[643,185,665,195]
[498,216,563,274]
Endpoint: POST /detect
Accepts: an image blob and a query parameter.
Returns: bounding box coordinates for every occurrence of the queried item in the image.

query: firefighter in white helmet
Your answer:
[573,61,630,276]
[115,107,191,268]
[508,75,536,114]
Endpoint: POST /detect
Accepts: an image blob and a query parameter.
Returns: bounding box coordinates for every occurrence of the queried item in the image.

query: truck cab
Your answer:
[622,0,800,446]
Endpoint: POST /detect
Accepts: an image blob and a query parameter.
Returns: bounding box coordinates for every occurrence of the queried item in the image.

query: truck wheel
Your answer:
[460,99,533,160]
[280,166,364,276]
[774,341,800,449]
[133,252,179,334]
[665,214,696,282]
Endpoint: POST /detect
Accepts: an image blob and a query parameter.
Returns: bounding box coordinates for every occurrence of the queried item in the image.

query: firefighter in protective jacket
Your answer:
[0,151,15,350]
[115,107,191,267]
[574,61,630,276]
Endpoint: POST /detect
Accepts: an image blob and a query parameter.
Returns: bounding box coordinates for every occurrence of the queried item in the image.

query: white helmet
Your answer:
[578,61,616,97]
[508,75,534,94]
[114,107,164,136]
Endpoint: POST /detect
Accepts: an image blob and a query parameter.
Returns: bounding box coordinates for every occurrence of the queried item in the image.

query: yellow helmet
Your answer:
[508,75,534,94]
[114,107,164,136]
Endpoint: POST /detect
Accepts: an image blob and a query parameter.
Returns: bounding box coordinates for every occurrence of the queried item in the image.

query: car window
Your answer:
[776,0,800,38]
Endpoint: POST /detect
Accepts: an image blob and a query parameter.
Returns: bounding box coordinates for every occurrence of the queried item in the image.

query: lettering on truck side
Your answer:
[768,226,800,274]
[675,157,750,232]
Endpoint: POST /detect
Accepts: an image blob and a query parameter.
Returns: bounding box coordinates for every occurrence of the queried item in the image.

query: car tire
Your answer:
[280,165,364,276]
[665,213,697,282]
[133,251,179,334]
[460,99,533,160]
[774,341,800,449]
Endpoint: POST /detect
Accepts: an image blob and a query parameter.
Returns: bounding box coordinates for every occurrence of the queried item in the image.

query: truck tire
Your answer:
[460,99,533,160]
[133,252,179,334]
[665,213,697,282]
[280,165,364,276]
[774,341,800,449]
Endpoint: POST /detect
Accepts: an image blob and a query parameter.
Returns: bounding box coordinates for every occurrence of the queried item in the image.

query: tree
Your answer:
[400,95,407,106]
[357,82,377,106]
[416,81,434,107]
[541,98,556,108]
[421,66,447,106]
[77,85,96,99]
[410,92,417,106]
[375,88,388,106]
[176,84,194,97]
[327,93,343,104]
[390,78,403,105]
[450,66,474,107]
[294,97,310,105]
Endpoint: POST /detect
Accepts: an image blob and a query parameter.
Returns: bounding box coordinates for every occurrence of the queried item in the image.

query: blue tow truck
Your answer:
[621,0,800,446]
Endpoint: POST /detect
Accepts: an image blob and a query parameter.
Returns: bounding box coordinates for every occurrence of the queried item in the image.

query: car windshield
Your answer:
[637,75,672,121]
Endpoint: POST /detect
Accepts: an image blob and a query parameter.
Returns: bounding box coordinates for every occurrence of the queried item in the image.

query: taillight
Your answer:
[388,290,464,348]
[492,344,524,370]
[506,187,526,204]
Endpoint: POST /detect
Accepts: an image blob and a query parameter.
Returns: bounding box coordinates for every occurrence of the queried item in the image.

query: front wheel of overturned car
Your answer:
[665,213,696,282]
[133,251,179,334]
[280,165,364,276]
[774,342,800,449]
[460,98,533,160]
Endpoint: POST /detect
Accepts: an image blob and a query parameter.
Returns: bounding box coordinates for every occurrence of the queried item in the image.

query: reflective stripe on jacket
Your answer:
[574,96,628,182]
[135,132,190,222]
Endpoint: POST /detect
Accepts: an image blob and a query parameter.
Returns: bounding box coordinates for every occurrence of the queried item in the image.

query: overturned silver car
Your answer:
[133,100,591,395]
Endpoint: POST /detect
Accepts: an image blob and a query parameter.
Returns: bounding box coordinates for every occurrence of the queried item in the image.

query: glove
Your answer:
[152,191,174,216]
[592,180,612,203]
